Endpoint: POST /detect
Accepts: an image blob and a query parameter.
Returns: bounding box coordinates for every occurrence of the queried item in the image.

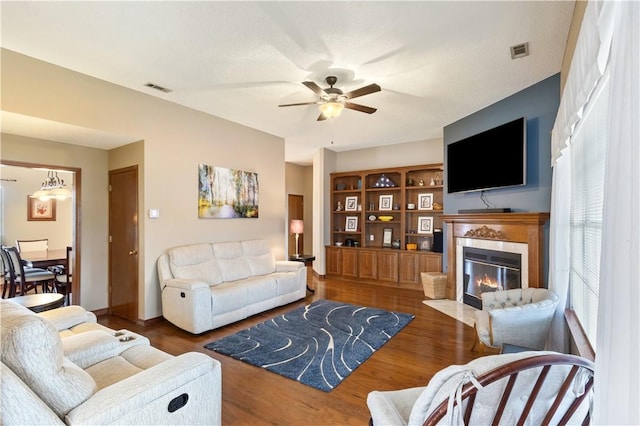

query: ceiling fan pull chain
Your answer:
[331,120,335,144]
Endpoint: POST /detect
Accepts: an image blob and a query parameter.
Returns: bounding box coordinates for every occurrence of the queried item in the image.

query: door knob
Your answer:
[129,250,138,256]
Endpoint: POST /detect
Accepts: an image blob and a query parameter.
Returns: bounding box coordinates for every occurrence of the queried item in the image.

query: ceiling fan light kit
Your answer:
[279,76,380,121]
[319,101,345,119]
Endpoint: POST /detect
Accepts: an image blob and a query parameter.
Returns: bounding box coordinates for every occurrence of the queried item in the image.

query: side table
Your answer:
[10,293,65,313]
[289,254,316,293]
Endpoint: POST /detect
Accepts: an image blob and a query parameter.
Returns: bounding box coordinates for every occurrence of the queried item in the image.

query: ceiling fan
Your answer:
[279,76,381,121]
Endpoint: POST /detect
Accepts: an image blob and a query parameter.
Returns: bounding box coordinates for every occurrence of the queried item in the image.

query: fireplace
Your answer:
[443,213,549,302]
[462,247,522,309]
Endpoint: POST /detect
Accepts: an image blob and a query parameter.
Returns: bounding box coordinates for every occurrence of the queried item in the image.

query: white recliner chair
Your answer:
[473,288,559,352]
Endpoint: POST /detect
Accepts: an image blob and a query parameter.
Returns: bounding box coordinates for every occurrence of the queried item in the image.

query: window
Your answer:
[568,73,609,345]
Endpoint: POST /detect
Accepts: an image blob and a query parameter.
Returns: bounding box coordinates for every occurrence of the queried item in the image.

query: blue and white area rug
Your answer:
[204,299,414,392]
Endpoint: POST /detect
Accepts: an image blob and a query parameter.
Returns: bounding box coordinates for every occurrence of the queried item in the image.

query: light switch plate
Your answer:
[148,209,160,219]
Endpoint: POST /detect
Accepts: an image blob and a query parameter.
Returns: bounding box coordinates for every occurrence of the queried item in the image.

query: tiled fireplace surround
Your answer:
[442,212,550,302]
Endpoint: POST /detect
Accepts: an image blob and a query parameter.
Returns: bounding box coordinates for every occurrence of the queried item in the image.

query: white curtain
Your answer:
[548,0,609,356]
[593,1,640,423]
[550,1,639,423]
[547,153,571,354]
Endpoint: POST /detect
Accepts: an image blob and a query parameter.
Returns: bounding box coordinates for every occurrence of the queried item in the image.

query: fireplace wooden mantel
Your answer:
[441,212,550,300]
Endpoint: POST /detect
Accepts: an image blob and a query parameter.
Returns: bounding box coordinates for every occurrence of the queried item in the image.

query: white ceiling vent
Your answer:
[144,82,172,93]
[510,42,530,59]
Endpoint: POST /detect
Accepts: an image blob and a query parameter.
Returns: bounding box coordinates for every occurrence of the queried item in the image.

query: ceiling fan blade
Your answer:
[345,102,377,114]
[344,83,381,100]
[317,113,327,121]
[302,81,326,95]
[278,101,318,107]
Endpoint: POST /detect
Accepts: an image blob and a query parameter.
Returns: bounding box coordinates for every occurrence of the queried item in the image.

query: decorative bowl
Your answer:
[335,241,343,246]
[378,215,394,222]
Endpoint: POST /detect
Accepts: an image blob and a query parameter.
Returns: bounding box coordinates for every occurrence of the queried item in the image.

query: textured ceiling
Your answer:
[1,1,574,165]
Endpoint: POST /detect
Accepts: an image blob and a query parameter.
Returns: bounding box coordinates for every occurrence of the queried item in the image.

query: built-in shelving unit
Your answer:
[327,164,444,289]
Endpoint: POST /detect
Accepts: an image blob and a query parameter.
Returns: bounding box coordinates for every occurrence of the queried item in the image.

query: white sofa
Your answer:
[157,239,307,334]
[0,299,222,425]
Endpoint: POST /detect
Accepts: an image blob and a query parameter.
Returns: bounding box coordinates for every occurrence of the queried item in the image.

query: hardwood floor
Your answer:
[97,274,485,425]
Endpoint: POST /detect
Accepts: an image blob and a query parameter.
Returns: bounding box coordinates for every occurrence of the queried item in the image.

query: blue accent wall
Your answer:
[442,73,560,280]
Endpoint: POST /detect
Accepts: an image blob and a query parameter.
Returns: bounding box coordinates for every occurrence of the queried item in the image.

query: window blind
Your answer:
[568,72,609,345]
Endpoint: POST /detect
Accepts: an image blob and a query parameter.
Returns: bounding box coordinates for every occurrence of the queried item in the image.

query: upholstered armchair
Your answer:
[367,351,594,426]
[473,288,559,352]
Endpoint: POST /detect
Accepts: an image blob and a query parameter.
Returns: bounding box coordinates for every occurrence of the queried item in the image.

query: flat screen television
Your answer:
[447,117,526,194]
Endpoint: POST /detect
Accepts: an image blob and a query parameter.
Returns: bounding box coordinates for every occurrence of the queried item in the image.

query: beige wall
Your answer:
[560,1,587,92]
[285,163,313,254]
[334,138,443,172]
[2,49,287,319]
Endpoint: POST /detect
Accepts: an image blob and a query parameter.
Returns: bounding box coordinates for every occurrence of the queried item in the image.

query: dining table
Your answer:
[20,249,68,270]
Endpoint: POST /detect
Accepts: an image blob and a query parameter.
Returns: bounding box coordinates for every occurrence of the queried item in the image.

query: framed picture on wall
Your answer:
[418,193,434,210]
[27,196,56,221]
[417,216,433,234]
[345,196,358,211]
[345,216,358,232]
[382,228,393,247]
[379,195,393,211]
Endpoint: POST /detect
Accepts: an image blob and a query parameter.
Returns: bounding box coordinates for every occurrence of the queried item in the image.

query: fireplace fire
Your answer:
[462,247,521,309]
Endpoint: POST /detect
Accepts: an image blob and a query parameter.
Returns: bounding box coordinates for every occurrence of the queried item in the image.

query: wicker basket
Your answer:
[421,272,447,299]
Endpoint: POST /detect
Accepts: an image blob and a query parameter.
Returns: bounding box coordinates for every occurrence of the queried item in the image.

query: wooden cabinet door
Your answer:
[399,252,420,284]
[377,251,399,282]
[342,249,359,278]
[326,247,342,275]
[419,253,442,272]
[358,250,378,280]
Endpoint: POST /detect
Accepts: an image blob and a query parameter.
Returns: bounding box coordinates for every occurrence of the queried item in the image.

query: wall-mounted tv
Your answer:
[447,117,526,194]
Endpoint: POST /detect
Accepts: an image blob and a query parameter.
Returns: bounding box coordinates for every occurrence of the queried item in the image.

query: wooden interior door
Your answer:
[108,166,138,322]
[288,194,304,257]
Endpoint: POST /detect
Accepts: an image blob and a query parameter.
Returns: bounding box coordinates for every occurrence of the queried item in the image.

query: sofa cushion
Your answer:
[242,240,276,276]
[212,242,251,282]
[0,300,96,417]
[168,243,223,285]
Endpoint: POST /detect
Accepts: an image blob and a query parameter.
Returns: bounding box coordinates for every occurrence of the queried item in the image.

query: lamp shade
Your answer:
[290,219,304,234]
[319,101,344,119]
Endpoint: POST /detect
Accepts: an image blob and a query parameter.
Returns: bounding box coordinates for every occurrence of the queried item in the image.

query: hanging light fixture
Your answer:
[31,170,72,200]
[319,101,345,119]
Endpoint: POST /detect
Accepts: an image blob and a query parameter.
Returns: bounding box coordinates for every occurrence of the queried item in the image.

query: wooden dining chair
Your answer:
[2,247,56,297]
[15,239,49,268]
[52,246,72,305]
[1,248,14,298]
[15,239,49,253]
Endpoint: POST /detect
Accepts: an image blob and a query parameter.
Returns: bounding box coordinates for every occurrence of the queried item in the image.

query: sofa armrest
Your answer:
[162,278,210,291]
[62,330,150,369]
[275,260,305,272]
[65,352,222,425]
[38,305,97,331]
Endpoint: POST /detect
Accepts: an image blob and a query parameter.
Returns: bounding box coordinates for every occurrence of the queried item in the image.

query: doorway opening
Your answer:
[0,160,81,304]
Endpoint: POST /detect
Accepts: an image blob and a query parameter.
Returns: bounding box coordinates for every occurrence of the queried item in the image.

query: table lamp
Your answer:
[290,219,304,258]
